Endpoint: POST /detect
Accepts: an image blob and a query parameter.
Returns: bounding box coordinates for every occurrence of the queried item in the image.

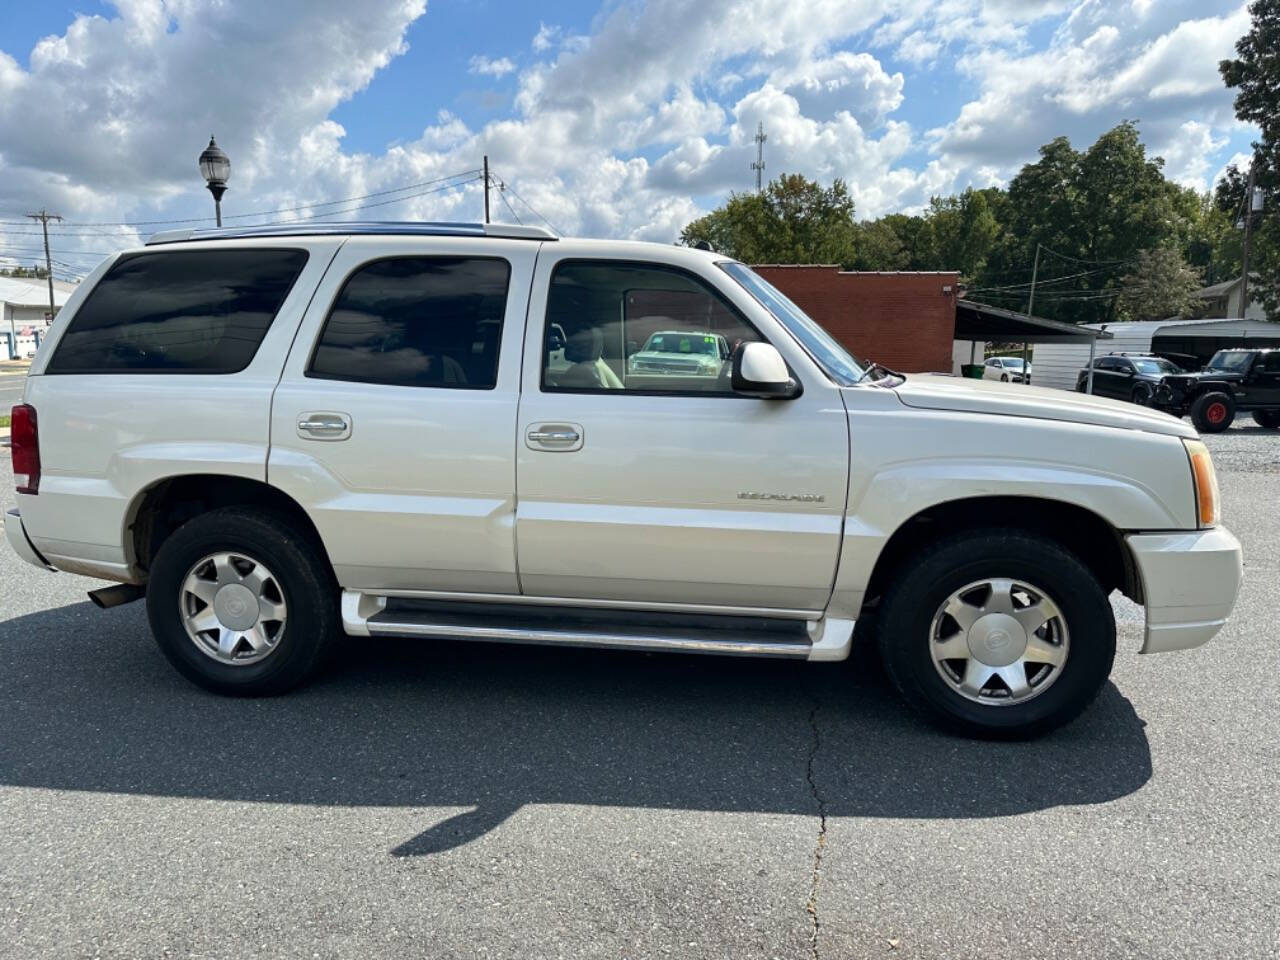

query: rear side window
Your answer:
[47,248,308,374]
[308,257,510,390]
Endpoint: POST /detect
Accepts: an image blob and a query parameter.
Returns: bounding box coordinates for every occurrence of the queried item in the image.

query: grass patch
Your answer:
[0,415,10,429]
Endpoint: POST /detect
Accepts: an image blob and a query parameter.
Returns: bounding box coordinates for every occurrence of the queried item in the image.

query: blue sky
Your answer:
[0,0,1258,278]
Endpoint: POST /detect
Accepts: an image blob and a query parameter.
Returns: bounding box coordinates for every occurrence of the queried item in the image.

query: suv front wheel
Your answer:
[877,530,1116,739]
[146,506,339,695]
[1191,391,1235,433]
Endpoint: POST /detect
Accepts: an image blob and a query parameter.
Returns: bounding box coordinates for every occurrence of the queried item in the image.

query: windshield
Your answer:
[1000,358,1025,369]
[1206,350,1254,373]
[644,332,719,356]
[1133,358,1182,375]
[719,262,866,386]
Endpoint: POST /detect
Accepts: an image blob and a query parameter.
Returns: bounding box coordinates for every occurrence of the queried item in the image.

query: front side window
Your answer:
[309,257,510,389]
[542,261,761,394]
[47,248,308,374]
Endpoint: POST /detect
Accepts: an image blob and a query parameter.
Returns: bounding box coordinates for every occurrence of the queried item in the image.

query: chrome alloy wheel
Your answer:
[929,578,1069,706]
[179,552,287,665]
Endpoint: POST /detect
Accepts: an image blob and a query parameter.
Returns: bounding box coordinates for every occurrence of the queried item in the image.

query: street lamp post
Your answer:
[198,136,231,227]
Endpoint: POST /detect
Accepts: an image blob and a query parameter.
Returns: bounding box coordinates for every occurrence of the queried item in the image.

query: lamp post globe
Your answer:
[198,136,231,227]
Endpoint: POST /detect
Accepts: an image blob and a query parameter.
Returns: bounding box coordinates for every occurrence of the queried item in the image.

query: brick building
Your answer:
[753,265,959,373]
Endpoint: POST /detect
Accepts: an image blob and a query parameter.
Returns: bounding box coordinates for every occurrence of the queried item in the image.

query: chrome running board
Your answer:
[341,590,853,662]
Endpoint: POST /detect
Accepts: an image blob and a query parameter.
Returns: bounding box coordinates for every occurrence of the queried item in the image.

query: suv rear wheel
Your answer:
[1253,409,1280,429]
[1191,391,1235,433]
[146,506,339,695]
[877,530,1115,739]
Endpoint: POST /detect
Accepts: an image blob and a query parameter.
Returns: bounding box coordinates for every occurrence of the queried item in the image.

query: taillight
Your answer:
[11,404,39,495]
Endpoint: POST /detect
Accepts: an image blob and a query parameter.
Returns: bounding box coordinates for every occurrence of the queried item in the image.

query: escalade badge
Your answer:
[738,492,825,502]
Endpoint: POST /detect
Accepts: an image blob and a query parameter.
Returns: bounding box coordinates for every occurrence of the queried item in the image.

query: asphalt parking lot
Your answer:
[0,422,1277,959]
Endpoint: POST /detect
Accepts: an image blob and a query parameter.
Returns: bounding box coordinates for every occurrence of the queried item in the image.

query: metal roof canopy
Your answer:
[956,300,1112,343]
[146,220,558,246]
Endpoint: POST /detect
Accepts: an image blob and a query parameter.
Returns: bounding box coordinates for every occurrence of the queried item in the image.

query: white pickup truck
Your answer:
[4,222,1242,738]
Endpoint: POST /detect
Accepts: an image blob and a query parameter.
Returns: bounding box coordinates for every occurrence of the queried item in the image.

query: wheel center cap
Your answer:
[213,583,258,631]
[967,612,1028,667]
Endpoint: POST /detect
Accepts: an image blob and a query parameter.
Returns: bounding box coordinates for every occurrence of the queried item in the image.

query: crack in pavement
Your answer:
[805,702,828,960]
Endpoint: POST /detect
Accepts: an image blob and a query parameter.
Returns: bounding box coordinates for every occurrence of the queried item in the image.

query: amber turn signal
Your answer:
[1183,439,1220,528]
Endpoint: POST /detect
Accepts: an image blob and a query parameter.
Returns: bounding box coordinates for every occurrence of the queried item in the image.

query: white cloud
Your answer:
[0,0,1257,270]
[468,54,516,78]
[930,1,1250,184]
[1158,121,1228,191]
[531,22,560,52]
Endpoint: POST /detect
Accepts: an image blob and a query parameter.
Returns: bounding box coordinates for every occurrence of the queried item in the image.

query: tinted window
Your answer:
[48,249,308,374]
[1262,353,1280,373]
[543,261,761,395]
[309,257,510,389]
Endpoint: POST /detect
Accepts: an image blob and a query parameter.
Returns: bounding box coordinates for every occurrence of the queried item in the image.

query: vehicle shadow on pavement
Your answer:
[0,602,1152,857]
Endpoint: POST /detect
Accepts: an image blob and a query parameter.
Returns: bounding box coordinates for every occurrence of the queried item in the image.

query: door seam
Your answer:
[265,238,349,485]
[511,241,547,596]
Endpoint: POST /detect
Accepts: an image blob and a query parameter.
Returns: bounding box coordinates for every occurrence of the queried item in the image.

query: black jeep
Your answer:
[1154,347,1280,432]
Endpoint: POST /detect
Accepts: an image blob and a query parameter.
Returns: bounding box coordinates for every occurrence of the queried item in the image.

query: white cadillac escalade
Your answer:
[4,222,1242,738]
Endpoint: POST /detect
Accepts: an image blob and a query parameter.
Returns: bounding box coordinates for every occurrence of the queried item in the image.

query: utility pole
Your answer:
[1025,242,1042,390]
[1026,242,1042,318]
[483,155,491,224]
[1241,159,1256,319]
[25,209,62,322]
[751,122,767,193]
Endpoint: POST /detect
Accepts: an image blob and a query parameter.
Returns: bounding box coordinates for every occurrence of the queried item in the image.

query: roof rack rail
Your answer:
[145,220,558,246]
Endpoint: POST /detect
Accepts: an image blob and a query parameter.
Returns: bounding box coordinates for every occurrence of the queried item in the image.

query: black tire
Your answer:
[1191,391,1235,433]
[1252,409,1280,429]
[876,530,1116,739]
[146,506,339,696]
[1000,373,1009,382]
[1130,382,1154,406]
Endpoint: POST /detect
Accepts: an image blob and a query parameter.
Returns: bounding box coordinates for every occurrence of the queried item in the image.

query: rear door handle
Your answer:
[526,422,584,452]
[297,412,351,441]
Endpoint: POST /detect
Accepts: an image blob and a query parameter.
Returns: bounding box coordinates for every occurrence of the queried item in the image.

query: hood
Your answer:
[890,374,1197,439]
[1165,369,1242,382]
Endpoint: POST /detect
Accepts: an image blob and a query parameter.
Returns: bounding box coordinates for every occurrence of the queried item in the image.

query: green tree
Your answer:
[1118,247,1204,322]
[1221,1,1280,319]
[981,122,1196,324]
[926,188,1001,281]
[680,174,857,265]
[850,218,909,270]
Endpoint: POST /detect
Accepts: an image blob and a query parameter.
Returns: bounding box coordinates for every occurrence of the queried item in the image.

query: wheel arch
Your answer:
[126,474,335,582]
[855,495,1141,615]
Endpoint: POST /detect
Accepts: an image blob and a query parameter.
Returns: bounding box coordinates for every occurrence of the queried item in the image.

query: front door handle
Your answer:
[525,422,584,452]
[297,411,352,441]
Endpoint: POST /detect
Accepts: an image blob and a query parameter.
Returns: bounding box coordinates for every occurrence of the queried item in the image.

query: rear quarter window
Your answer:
[46,248,309,374]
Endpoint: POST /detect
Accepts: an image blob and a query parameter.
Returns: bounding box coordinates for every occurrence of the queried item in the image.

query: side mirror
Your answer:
[731,342,801,399]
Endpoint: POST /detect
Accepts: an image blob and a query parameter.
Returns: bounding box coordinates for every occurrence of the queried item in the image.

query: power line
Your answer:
[487,168,564,235]
[495,181,523,225]
[0,168,483,228]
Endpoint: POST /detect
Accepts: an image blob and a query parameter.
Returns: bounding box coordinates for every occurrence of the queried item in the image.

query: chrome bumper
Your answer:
[1126,527,1242,654]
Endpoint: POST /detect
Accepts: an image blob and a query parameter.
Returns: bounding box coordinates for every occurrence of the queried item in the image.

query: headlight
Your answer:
[1183,438,1220,528]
